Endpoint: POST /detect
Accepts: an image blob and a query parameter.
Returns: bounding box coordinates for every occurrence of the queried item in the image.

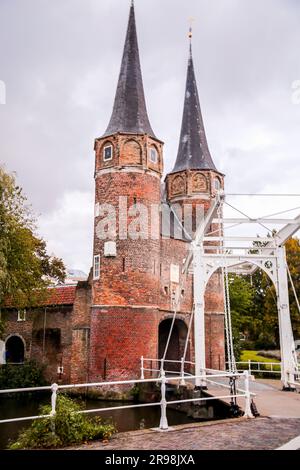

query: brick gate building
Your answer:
[2,3,225,384]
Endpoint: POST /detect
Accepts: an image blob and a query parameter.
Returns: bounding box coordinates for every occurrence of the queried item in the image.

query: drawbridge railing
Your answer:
[233,360,300,383]
[0,368,254,431]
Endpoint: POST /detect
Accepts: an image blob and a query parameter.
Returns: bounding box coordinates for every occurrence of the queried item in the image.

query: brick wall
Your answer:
[3,306,73,384]
[70,280,92,383]
[89,307,159,382]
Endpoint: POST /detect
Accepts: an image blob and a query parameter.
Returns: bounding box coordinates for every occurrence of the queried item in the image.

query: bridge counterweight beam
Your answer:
[276,246,297,390]
[193,246,207,388]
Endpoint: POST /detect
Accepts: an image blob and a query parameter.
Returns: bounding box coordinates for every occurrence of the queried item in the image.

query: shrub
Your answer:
[0,361,47,390]
[9,394,116,449]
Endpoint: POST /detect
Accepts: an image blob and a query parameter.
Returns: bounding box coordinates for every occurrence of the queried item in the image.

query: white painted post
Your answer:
[248,359,251,374]
[159,369,169,430]
[193,245,206,388]
[141,356,145,380]
[180,357,185,386]
[51,383,58,417]
[276,246,297,389]
[243,371,254,418]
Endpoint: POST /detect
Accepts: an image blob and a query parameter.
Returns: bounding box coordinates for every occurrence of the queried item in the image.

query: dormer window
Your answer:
[149,147,158,164]
[103,144,113,162]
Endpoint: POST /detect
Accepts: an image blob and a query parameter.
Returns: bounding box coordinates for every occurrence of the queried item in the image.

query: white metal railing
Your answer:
[141,356,196,385]
[0,369,254,430]
[233,360,282,375]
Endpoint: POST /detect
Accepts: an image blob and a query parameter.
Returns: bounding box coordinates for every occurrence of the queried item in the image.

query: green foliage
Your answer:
[9,394,116,449]
[240,350,280,363]
[228,237,300,351]
[228,274,255,361]
[0,361,47,390]
[0,166,66,314]
[130,384,140,402]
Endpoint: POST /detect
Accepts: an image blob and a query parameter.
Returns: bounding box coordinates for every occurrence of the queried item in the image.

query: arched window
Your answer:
[214,177,221,191]
[5,335,25,364]
[149,146,158,164]
[103,143,113,162]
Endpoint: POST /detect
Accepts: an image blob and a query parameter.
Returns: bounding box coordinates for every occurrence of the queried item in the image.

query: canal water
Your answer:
[0,394,196,449]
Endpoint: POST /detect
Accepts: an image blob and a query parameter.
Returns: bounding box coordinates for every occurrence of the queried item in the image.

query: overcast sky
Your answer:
[1,0,300,272]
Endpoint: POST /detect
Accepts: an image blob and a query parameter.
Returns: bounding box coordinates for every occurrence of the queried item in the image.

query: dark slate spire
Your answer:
[172,38,217,173]
[102,3,156,138]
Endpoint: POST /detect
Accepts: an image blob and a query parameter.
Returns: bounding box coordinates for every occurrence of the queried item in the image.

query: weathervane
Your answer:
[188,17,195,39]
[188,17,195,55]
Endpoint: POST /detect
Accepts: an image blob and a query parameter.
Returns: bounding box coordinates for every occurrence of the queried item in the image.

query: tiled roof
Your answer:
[45,286,76,306]
[4,286,76,308]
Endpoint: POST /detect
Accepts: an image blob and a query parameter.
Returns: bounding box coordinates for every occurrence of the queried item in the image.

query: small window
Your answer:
[93,255,100,280]
[149,147,158,164]
[103,145,113,162]
[214,178,221,191]
[164,286,169,295]
[17,309,26,322]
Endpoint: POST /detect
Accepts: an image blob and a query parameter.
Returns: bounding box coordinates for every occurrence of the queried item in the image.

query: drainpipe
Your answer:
[42,307,47,359]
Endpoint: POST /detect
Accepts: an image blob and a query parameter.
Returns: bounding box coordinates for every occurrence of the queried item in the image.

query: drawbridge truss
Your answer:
[183,191,300,390]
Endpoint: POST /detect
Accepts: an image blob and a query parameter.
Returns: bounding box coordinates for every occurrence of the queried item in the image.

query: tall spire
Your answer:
[172,32,217,173]
[102,2,155,138]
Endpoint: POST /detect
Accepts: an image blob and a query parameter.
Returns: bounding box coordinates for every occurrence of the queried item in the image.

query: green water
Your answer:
[0,394,195,449]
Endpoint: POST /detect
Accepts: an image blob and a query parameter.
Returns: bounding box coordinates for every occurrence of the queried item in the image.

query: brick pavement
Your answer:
[70,417,300,451]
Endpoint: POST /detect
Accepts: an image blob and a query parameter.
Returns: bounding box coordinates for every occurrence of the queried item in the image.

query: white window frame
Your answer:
[103,144,113,162]
[149,147,158,164]
[93,255,101,280]
[17,309,26,322]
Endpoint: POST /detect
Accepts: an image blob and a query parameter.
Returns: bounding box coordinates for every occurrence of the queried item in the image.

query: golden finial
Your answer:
[188,17,195,56]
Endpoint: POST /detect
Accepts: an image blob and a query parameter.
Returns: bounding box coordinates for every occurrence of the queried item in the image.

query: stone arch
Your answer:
[158,319,189,372]
[5,334,25,364]
[121,139,142,166]
[171,175,185,196]
[149,144,159,165]
[213,176,222,192]
[99,140,114,166]
[192,173,208,193]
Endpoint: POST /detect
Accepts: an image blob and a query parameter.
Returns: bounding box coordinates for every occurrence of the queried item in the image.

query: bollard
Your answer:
[180,357,186,386]
[51,383,59,417]
[248,359,251,373]
[141,356,145,380]
[243,371,254,418]
[159,369,169,430]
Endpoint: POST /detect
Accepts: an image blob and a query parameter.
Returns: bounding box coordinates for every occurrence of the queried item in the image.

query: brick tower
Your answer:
[89,3,163,381]
[165,38,225,370]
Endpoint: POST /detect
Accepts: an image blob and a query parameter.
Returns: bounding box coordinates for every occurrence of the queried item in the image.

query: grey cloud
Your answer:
[0,0,299,270]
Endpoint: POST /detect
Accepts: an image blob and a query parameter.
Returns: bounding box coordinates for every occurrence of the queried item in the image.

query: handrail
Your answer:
[0,369,254,429]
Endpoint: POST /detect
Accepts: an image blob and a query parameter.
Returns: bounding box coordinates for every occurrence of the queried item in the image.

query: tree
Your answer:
[228,274,256,359]
[228,237,300,351]
[285,238,300,340]
[0,166,66,317]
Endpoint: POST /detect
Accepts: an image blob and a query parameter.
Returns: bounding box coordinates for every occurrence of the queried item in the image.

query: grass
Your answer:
[240,350,280,363]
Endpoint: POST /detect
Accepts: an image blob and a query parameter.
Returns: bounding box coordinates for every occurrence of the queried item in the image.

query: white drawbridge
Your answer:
[183,191,300,390]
